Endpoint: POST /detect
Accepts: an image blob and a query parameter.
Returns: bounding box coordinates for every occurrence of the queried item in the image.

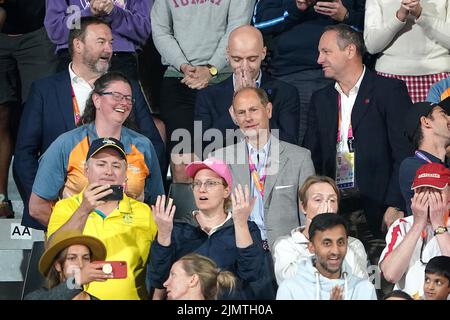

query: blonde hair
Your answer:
[179,253,236,300]
[298,175,340,208]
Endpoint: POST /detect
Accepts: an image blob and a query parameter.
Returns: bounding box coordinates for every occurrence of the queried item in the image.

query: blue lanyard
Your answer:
[414,151,432,164]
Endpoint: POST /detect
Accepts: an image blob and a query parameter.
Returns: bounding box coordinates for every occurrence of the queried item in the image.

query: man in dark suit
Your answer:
[194,25,300,156]
[13,17,164,230]
[303,24,413,249]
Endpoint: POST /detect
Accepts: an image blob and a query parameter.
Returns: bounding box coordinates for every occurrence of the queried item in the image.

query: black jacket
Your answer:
[253,0,365,76]
[195,71,300,150]
[304,70,413,231]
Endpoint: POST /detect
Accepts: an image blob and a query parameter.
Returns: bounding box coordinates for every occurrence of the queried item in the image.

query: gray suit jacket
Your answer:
[213,136,315,247]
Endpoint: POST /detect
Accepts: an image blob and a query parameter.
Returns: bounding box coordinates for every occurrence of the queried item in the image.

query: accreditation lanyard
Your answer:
[337,95,354,152]
[249,151,267,198]
[71,84,81,126]
[414,151,432,164]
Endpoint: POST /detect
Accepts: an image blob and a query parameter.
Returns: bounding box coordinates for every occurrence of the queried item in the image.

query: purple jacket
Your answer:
[44,0,152,53]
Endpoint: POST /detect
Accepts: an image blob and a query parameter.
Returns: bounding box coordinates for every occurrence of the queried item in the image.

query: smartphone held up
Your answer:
[100,184,124,201]
[93,261,128,279]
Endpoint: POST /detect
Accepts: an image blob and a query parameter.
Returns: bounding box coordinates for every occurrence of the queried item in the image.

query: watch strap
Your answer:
[434,226,448,236]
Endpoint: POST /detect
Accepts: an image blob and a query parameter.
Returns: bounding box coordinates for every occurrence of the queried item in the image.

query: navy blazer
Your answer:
[304,70,413,233]
[194,72,300,151]
[13,70,165,230]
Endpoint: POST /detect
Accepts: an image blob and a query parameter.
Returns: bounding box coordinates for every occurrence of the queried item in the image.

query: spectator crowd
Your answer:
[0,0,449,300]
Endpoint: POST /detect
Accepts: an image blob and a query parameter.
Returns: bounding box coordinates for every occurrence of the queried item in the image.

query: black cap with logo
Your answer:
[404,97,450,142]
[86,137,127,162]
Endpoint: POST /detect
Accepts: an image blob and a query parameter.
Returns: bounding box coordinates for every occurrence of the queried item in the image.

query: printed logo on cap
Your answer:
[102,137,117,145]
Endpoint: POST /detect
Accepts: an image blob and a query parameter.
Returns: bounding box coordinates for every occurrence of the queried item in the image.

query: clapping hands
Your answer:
[90,0,114,16]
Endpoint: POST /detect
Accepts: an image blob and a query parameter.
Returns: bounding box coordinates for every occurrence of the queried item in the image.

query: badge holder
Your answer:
[336,138,358,198]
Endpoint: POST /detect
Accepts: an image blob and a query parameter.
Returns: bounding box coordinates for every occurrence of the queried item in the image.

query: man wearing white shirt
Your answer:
[213,86,315,248]
[13,17,164,230]
[213,86,315,297]
[304,24,413,262]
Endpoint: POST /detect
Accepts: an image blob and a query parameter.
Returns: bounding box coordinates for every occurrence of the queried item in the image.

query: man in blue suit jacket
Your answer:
[13,17,165,230]
[194,25,299,156]
[303,25,413,249]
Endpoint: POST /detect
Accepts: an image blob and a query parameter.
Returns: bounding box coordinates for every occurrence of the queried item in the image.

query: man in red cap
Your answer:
[395,99,450,229]
[379,163,450,299]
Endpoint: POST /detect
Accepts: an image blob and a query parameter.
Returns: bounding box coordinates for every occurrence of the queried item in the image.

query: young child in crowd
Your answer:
[423,256,450,300]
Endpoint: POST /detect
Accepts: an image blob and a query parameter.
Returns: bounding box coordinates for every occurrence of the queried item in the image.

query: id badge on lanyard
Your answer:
[336,147,355,190]
[335,95,355,190]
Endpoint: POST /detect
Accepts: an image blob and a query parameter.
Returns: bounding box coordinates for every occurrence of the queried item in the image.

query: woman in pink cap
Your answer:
[148,157,274,300]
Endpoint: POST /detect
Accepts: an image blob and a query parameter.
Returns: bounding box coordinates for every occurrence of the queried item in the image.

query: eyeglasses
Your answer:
[191,180,224,191]
[99,91,134,104]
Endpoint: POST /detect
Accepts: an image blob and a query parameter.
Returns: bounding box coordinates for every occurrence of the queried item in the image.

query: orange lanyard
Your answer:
[71,84,81,126]
[249,153,266,198]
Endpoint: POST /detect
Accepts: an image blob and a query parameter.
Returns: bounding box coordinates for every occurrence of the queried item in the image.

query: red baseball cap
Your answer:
[411,163,450,190]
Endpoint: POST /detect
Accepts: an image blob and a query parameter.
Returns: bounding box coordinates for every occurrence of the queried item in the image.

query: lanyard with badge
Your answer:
[248,147,268,198]
[335,95,356,190]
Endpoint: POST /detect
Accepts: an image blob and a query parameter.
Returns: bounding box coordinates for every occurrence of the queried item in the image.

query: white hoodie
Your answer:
[273,227,369,284]
[276,257,377,300]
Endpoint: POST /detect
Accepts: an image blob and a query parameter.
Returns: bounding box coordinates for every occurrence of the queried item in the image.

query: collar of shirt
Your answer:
[232,70,262,90]
[69,63,94,115]
[192,211,232,236]
[334,66,365,152]
[85,123,132,155]
[334,66,366,97]
[246,137,270,170]
[69,63,92,87]
[416,150,446,165]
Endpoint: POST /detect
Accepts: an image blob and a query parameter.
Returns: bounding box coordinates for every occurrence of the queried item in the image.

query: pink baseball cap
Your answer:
[185,157,232,187]
[411,163,450,190]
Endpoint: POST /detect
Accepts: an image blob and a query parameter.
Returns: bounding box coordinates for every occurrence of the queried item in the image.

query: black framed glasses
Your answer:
[99,91,135,105]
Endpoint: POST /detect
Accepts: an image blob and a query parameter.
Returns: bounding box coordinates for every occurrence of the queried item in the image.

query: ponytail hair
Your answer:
[178,253,236,300]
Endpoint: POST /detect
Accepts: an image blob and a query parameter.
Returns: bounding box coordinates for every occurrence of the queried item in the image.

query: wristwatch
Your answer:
[206,64,218,77]
[433,226,448,236]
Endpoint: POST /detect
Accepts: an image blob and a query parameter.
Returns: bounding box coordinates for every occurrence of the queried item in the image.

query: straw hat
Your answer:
[39,230,107,276]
